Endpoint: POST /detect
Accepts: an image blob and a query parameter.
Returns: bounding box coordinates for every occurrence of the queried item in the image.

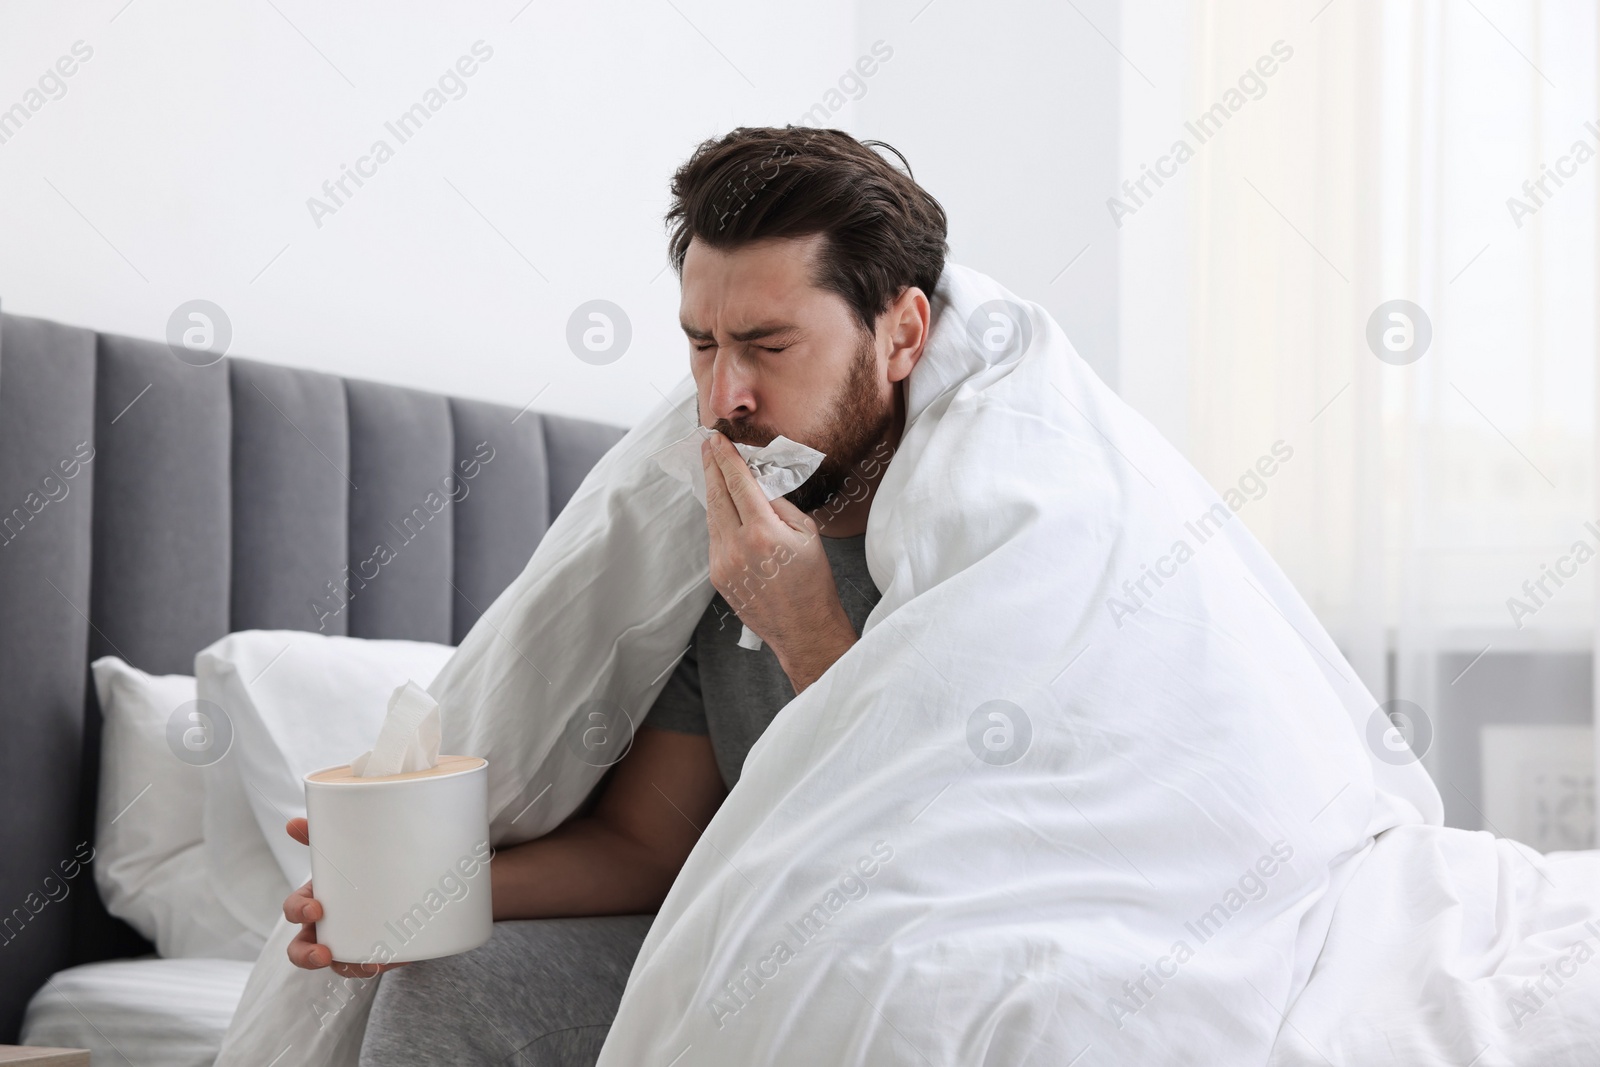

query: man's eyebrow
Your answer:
[679,321,801,343]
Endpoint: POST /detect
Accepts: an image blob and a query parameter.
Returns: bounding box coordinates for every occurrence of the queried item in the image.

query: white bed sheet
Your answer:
[22,956,251,1067]
[1269,827,1600,1065]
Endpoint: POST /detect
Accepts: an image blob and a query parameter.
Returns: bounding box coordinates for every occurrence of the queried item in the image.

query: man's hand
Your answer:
[701,433,857,693]
[283,817,410,979]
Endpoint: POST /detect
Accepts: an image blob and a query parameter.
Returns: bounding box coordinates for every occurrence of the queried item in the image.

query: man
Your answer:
[280,125,950,1065]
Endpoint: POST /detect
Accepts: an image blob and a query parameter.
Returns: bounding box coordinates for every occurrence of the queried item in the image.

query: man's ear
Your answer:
[882,286,931,384]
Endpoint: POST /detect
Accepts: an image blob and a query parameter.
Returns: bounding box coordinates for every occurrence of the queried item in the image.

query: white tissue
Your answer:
[351,679,442,777]
[653,426,828,654]
[652,425,826,511]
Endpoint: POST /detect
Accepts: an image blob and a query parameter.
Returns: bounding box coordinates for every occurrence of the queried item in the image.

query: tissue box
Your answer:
[0,1047,91,1066]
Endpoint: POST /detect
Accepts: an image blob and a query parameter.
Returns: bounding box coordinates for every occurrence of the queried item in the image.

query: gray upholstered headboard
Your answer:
[0,308,628,1042]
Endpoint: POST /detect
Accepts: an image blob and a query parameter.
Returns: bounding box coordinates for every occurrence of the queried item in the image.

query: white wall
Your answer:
[856,0,1121,389]
[0,0,858,425]
[0,0,1120,426]
[1113,0,1190,451]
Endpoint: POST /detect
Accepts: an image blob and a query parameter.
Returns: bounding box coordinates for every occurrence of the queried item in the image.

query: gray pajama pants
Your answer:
[357,915,654,1067]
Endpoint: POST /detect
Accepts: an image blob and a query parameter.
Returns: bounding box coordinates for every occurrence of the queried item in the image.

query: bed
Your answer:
[0,305,625,1061]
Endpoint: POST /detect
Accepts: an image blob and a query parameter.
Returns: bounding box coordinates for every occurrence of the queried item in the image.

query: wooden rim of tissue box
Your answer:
[306,754,485,784]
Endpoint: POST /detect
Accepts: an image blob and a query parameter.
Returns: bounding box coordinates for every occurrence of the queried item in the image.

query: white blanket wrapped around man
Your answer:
[215,262,1600,1066]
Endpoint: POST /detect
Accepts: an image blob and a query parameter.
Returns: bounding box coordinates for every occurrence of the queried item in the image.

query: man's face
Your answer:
[680,233,896,514]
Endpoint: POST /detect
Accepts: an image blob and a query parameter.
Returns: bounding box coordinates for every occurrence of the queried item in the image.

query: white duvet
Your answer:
[214,263,1600,1066]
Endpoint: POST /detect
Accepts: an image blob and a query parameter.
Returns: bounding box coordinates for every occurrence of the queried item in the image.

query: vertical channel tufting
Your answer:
[0,313,101,1042]
[84,329,233,983]
[541,412,628,521]
[0,301,636,1042]
[90,333,231,673]
[447,398,551,643]
[229,359,350,635]
[344,379,454,643]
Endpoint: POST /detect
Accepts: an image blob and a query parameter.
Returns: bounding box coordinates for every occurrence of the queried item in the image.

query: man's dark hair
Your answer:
[665,126,949,337]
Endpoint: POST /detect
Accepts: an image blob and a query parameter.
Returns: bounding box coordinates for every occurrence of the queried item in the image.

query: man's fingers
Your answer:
[702,439,740,532]
[288,922,330,969]
[283,879,401,976]
[286,817,309,846]
[768,492,817,534]
[703,434,770,526]
[284,882,320,924]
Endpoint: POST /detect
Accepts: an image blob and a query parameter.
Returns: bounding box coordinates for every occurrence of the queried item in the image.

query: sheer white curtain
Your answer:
[1118,0,1596,840]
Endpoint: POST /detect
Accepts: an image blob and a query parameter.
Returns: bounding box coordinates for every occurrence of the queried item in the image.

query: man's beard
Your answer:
[707,330,894,515]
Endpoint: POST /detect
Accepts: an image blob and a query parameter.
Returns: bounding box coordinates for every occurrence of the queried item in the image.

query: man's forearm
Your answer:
[777,613,858,694]
[489,817,678,921]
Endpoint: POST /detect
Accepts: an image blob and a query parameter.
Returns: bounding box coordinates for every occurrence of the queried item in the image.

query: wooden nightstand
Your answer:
[0,1048,90,1065]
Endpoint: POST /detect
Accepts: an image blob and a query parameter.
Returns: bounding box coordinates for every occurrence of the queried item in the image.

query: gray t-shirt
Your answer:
[646,533,883,789]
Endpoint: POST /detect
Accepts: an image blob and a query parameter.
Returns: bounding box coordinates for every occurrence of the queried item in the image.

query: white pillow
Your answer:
[194,631,457,915]
[90,658,263,960]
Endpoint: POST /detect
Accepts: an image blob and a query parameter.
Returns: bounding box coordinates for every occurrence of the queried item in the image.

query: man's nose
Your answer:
[706,349,756,422]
